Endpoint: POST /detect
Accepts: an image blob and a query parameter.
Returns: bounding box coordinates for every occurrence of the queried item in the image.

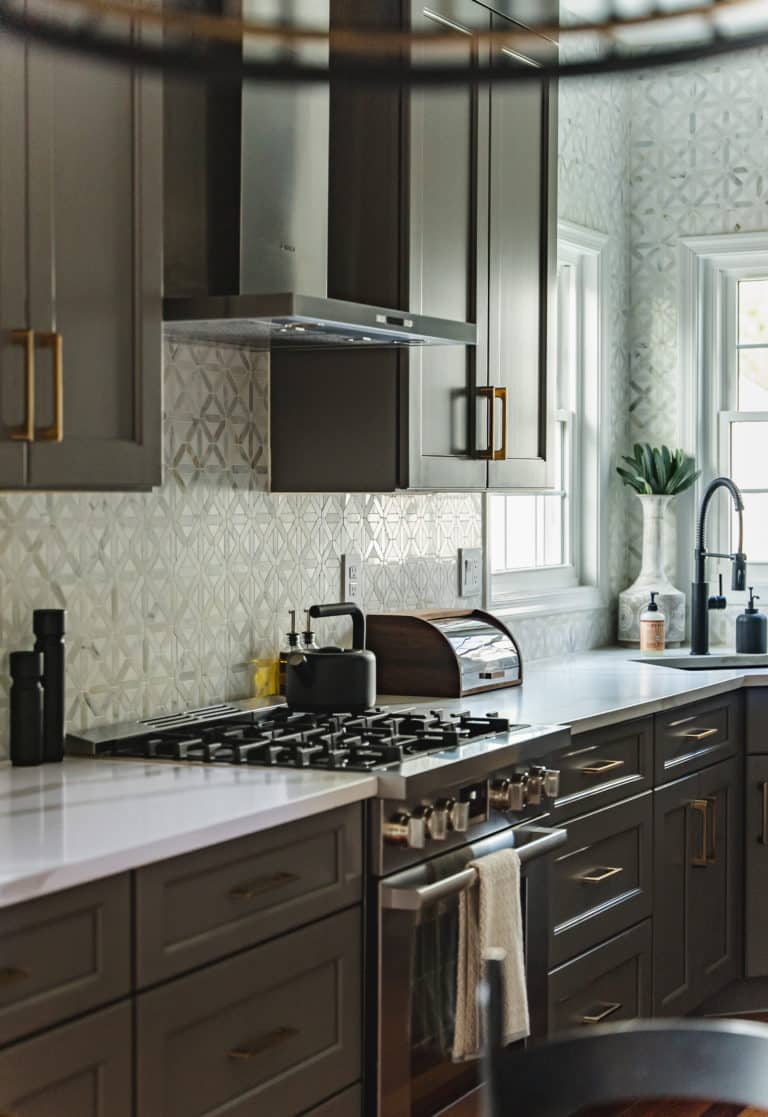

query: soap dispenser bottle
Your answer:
[736,587,767,654]
[640,591,666,656]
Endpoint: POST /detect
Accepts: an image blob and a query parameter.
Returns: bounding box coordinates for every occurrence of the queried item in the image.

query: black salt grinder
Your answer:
[33,608,66,762]
[10,651,43,767]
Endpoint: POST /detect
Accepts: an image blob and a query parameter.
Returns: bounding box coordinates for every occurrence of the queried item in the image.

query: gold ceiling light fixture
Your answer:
[2,0,768,83]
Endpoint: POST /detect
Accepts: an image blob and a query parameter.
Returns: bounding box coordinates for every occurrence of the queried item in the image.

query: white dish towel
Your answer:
[452,848,530,1061]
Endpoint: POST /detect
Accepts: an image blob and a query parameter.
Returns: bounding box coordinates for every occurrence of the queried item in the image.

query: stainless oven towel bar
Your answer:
[381,825,567,912]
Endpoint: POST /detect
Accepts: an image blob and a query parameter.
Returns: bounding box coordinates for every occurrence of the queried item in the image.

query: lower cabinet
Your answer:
[548,921,652,1034]
[136,907,362,1117]
[745,754,768,977]
[653,757,742,1015]
[0,1003,132,1116]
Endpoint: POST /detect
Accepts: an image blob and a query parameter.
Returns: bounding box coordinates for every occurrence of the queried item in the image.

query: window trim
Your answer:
[485,220,610,616]
[678,232,768,600]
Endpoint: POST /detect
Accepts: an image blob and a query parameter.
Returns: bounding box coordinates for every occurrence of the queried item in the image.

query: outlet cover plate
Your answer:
[459,547,483,597]
[342,553,363,605]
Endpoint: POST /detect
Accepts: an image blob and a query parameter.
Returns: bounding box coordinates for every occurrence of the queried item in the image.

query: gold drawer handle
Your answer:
[34,331,63,442]
[9,329,35,442]
[228,1025,299,1060]
[0,967,30,987]
[229,870,300,900]
[582,1001,622,1025]
[578,865,624,885]
[581,759,625,775]
[682,727,718,741]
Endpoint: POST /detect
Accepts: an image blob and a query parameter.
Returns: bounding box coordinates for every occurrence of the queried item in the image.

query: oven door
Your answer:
[375,825,567,1117]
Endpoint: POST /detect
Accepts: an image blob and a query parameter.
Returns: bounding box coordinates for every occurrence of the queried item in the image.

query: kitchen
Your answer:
[3,2,768,1116]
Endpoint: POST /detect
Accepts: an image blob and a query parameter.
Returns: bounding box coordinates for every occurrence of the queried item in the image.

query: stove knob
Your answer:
[543,768,561,799]
[450,800,471,833]
[430,801,450,840]
[383,810,426,850]
[527,767,545,806]
[413,804,435,842]
[491,774,528,812]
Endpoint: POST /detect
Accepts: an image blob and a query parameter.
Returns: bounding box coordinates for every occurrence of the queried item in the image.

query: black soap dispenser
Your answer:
[736,587,767,654]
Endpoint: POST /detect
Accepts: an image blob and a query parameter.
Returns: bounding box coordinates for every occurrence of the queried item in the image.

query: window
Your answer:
[487,222,609,609]
[679,233,768,592]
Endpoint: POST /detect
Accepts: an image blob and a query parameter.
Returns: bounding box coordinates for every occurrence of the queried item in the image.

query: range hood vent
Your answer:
[162,0,476,350]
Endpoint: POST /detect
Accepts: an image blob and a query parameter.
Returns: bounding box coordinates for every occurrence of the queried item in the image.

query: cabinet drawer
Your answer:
[137,907,362,1117]
[135,803,363,985]
[548,921,652,1036]
[306,1085,362,1116]
[0,874,131,1047]
[550,792,652,966]
[0,1002,132,1116]
[655,693,741,784]
[548,718,653,823]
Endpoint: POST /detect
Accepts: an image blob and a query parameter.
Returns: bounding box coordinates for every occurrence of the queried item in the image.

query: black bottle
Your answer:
[9,651,43,767]
[33,608,66,762]
[736,588,767,655]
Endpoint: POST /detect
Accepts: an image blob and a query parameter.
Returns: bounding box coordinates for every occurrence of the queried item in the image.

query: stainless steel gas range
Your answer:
[67,700,569,1117]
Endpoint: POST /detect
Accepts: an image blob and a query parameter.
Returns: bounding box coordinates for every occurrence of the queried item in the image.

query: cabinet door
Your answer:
[653,759,742,1015]
[487,19,558,490]
[0,16,29,485]
[746,755,768,976]
[24,2,162,490]
[0,1003,132,1117]
[405,0,489,490]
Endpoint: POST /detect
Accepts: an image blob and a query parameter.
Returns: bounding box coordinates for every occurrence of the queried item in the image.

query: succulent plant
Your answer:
[617,443,700,496]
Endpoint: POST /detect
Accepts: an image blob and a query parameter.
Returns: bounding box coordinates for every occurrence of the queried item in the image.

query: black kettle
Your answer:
[285,603,376,713]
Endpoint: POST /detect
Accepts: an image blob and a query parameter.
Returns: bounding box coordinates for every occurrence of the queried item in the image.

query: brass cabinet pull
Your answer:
[582,1001,622,1025]
[0,966,30,986]
[682,727,718,742]
[690,798,717,867]
[227,1025,299,1060]
[34,331,63,442]
[578,865,624,885]
[761,782,768,847]
[477,386,508,461]
[228,870,300,900]
[9,329,35,442]
[581,759,625,776]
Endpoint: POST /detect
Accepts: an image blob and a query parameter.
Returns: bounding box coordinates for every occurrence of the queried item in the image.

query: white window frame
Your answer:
[679,232,768,599]
[485,220,610,616]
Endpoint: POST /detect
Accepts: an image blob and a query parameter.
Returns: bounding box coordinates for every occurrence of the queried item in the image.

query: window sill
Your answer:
[489,584,608,620]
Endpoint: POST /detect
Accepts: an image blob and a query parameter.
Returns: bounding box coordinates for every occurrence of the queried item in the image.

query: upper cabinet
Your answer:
[271,0,558,493]
[0,6,162,491]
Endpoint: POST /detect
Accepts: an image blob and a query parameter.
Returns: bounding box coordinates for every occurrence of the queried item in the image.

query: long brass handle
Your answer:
[477,386,507,461]
[227,1026,299,1060]
[761,782,768,846]
[690,799,710,867]
[682,727,718,741]
[578,865,624,885]
[9,329,34,442]
[0,967,30,986]
[34,331,63,442]
[582,1001,622,1025]
[706,796,717,864]
[228,870,300,900]
[581,759,625,775]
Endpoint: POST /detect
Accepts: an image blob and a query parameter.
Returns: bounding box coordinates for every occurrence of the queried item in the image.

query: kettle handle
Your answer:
[308,602,366,650]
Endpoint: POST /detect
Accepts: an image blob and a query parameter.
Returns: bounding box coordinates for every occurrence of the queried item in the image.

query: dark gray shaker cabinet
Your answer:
[0,1,162,491]
[745,691,768,976]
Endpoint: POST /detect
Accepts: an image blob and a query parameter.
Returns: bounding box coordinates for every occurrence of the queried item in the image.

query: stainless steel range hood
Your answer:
[163,1,477,350]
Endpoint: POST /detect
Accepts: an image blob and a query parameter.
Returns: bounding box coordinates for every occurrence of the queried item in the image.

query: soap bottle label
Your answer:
[640,618,665,654]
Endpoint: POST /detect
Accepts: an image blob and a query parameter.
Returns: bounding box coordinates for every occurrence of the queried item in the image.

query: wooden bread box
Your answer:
[366,609,523,697]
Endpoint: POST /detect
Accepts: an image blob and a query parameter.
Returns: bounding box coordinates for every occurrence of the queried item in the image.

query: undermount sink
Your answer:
[634,653,768,671]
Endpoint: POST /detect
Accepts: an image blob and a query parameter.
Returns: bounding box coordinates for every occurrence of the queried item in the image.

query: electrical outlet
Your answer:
[459,547,483,597]
[342,553,363,605]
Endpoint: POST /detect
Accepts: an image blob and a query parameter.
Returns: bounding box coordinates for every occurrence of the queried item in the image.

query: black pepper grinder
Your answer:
[9,651,43,767]
[33,608,66,762]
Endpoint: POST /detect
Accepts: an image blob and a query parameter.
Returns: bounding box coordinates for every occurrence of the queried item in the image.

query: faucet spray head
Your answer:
[733,552,748,592]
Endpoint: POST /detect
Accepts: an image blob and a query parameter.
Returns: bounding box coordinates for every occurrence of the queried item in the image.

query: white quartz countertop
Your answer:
[3,645,768,909]
[0,759,377,909]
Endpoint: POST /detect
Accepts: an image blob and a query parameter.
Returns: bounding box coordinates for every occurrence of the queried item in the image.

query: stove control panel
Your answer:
[383,797,471,848]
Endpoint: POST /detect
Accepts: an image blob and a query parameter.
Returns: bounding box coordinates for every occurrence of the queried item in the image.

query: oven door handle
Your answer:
[380,826,568,912]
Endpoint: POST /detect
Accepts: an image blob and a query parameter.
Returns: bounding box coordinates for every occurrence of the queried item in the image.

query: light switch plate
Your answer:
[459,547,483,597]
[342,553,363,605]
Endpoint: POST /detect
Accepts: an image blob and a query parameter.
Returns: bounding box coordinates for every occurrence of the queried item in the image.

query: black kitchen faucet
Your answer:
[691,476,747,655]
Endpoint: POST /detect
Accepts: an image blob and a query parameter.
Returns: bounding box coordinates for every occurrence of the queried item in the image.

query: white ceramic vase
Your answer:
[618,494,686,645]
